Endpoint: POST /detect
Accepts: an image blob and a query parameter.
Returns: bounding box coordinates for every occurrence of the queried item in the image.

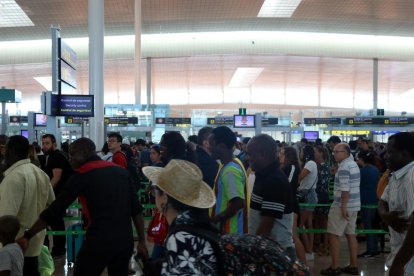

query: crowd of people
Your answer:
[0,129,413,276]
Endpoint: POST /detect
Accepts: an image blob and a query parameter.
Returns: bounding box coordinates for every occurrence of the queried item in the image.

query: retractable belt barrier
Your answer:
[48,180,387,235]
[50,203,387,236]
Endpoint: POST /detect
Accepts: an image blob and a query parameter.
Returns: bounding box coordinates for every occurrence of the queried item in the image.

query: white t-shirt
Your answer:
[0,243,24,276]
[381,161,414,274]
[299,160,318,190]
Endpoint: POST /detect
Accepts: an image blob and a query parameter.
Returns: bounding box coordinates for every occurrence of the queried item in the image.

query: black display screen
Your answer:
[59,95,94,117]
[304,118,342,125]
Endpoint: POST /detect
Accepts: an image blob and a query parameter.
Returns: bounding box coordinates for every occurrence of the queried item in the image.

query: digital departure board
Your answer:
[207,117,233,125]
[262,118,279,125]
[207,117,278,126]
[9,116,21,124]
[65,117,86,124]
[304,118,342,125]
[104,117,138,125]
[345,117,414,125]
[166,118,191,125]
[59,60,77,88]
[155,118,191,125]
[58,39,77,69]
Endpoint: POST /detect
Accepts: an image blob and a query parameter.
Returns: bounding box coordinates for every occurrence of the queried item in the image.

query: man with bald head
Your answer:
[321,143,360,276]
[246,134,296,261]
[19,137,148,276]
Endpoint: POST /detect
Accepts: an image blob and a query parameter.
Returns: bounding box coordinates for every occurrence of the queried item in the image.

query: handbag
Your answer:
[147,211,168,245]
[296,173,317,204]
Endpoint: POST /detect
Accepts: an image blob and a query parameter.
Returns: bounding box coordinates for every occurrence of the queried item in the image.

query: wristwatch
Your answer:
[23,229,32,240]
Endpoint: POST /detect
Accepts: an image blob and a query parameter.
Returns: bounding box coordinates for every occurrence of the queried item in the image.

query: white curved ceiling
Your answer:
[1,0,414,116]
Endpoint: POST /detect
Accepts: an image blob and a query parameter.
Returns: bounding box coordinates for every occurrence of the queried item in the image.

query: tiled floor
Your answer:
[52,238,389,276]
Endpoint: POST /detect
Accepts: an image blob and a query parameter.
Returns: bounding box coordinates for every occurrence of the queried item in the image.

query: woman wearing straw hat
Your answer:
[143,159,218,275]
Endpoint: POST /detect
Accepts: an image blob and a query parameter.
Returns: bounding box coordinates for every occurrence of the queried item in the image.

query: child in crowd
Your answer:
[0,215,24,276]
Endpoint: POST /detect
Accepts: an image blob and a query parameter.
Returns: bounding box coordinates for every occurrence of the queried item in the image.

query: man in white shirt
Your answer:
[0,135,55,276]
[378,132,414,276]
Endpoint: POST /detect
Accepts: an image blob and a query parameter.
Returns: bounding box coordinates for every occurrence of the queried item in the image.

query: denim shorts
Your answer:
[299,189,318,212]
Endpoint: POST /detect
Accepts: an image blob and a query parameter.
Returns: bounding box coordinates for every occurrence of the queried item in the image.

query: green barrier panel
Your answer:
[47,229,145,236]
[63,216,82,221]
[297,228,389,234]
[69,203,82,209]
[299,203,378,209]
[48,228,388,236]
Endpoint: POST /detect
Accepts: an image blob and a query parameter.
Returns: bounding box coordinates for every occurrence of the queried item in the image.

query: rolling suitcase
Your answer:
[66,223,84,266]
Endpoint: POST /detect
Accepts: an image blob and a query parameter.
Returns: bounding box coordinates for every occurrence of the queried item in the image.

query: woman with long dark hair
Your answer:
[298,145,318,261]
[313,145,331,256]
[150,145,164,167]
[279,146,307,264]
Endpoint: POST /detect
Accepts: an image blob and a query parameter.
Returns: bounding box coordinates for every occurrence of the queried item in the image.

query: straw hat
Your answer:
[142,159,216,209]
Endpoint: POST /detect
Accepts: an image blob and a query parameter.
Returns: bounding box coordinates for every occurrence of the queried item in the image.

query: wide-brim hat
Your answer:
[142,159,216,209]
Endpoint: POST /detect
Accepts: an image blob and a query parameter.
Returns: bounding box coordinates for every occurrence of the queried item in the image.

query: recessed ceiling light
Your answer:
[34,76,52,91]
[229,67,264,88]
[258,0,302,18]
[0,0,34,27]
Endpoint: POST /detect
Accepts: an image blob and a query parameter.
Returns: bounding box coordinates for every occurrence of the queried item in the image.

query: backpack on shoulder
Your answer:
[169,225,309,276]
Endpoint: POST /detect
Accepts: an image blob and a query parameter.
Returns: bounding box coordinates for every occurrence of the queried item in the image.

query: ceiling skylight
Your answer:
[258,0,302,18]
[228,67,264,88]
[402,88,414,98]
[0,0,34,27]
[34,76,52,91]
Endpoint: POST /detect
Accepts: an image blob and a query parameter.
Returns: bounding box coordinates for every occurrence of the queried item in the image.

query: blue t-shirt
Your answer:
[360,165,379,205]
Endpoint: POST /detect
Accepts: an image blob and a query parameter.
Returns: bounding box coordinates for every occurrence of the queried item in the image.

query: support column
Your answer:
[373,58,378,111]
[1,102,6,135]
[146,57,151,109]
[255,113,262,136]
[88,0,105,149]
[135,0,142,104]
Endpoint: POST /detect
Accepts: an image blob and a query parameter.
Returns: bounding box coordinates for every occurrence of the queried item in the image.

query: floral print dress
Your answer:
[315,162,331,215]
[161,210,218,275]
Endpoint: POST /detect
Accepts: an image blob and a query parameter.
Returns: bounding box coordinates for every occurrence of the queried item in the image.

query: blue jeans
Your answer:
[361,208,379,253]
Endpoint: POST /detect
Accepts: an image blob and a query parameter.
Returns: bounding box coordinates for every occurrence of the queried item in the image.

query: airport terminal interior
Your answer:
[2,0,414,275]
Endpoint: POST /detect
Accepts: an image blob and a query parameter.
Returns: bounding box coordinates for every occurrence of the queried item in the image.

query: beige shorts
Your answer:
[327,206,358,236]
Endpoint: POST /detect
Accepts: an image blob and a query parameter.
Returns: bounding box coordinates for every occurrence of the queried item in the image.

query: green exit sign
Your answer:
[239,108,246,115]
[377,109,384,116]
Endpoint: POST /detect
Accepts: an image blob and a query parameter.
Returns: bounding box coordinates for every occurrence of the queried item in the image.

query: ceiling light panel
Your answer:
[258,0,302,18]
[229,67,264,88]
[33,76,52,91]
[0,0,34,27]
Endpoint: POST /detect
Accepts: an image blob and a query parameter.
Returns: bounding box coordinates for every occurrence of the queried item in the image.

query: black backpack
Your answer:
[168,224,309,276]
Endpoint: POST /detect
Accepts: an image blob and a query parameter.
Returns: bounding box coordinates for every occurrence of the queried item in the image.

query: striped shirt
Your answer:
[333,155,361,211]
[214,160,247,234]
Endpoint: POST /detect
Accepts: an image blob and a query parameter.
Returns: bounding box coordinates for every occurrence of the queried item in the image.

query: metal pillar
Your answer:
[146,57,151,108]
[1,102,6,135]
[255,113,262,136]
[88,0,105,149]
[373,58,378,111]
[134,0,142,104]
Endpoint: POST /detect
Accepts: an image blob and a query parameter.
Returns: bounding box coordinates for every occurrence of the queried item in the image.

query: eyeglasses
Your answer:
[332,150,346,154]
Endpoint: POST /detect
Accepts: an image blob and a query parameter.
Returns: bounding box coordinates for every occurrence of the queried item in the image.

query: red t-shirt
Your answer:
[112,151,128,169]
